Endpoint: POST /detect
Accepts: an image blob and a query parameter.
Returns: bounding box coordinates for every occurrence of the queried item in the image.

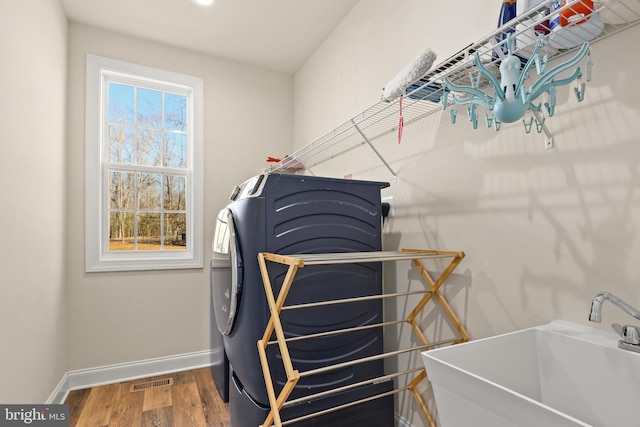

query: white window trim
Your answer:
[85,54,204,272]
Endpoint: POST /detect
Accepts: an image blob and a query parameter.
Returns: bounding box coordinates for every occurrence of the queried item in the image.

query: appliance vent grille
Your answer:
[130,378,173,392]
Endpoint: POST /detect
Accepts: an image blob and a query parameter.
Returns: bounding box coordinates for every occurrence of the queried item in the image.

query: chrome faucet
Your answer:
[589,291,640,353]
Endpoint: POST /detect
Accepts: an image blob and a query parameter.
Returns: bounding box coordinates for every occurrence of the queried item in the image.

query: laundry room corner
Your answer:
[64,23,293,375]
[292,1,640,426]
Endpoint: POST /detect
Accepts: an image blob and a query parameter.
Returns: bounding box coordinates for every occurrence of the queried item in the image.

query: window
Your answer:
[86,55,203,272]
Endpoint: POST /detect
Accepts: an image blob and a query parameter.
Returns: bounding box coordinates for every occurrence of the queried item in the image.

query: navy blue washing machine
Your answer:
[211,173,392,426]
[210,208,232,403]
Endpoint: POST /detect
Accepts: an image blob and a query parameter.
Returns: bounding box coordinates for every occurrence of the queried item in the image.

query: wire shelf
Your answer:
[264,0,640,178]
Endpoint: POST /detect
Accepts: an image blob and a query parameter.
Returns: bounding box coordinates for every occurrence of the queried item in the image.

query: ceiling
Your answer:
[59,0,359,74]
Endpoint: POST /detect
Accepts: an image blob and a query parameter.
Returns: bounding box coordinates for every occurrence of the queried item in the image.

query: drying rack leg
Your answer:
[401,249,469,425]
[258,254,303,427]
[407,370,437,427]
[409,254,469,343]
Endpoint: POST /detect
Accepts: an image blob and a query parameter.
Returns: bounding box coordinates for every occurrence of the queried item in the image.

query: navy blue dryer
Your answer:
[212,173,392,426]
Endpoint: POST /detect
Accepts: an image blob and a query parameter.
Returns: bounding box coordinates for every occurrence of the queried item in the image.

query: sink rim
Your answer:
[426,320,621,359]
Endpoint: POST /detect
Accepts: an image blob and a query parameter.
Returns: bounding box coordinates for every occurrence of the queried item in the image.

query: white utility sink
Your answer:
[422,320,640,427]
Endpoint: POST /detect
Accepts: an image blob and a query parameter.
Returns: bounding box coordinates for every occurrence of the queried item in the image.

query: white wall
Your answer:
[294,1,640,425]
[294,0,497,147]
[0,0,68,402]
[66,24,293,370]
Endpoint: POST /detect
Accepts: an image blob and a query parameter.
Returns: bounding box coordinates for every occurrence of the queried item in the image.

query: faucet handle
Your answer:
[612,323,623,336]
[612,323,640,345]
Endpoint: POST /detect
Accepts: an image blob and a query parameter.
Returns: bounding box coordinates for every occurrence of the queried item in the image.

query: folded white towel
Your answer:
[383,48,437,101]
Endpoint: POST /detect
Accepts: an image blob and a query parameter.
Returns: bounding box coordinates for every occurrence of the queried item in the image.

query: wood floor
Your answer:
[64,367,230,427]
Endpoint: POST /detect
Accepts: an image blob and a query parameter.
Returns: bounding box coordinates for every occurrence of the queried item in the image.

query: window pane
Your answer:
[137,173,162,210]
[164,93,187,131]
[108,83,134,124]
[137,88,162,128]
[109,211,134,251]
[164,131,187,168]
[165,213,187,251]
[107,125,135,164]
[164,175,186,210]
[109,171,134,210]
[137,128,162,166]
[137,213,161,251]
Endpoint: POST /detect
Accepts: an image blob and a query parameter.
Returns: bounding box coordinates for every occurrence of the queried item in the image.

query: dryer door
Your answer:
[211,209,243,335]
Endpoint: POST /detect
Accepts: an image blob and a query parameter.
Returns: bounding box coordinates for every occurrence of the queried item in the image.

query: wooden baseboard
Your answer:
[47,348,222,404]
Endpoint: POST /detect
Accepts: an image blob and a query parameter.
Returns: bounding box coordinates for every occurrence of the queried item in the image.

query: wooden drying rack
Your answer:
[256,249,469,427]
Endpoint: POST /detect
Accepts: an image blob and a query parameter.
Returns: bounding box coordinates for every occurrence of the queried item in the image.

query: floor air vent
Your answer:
[130,378,173,392]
